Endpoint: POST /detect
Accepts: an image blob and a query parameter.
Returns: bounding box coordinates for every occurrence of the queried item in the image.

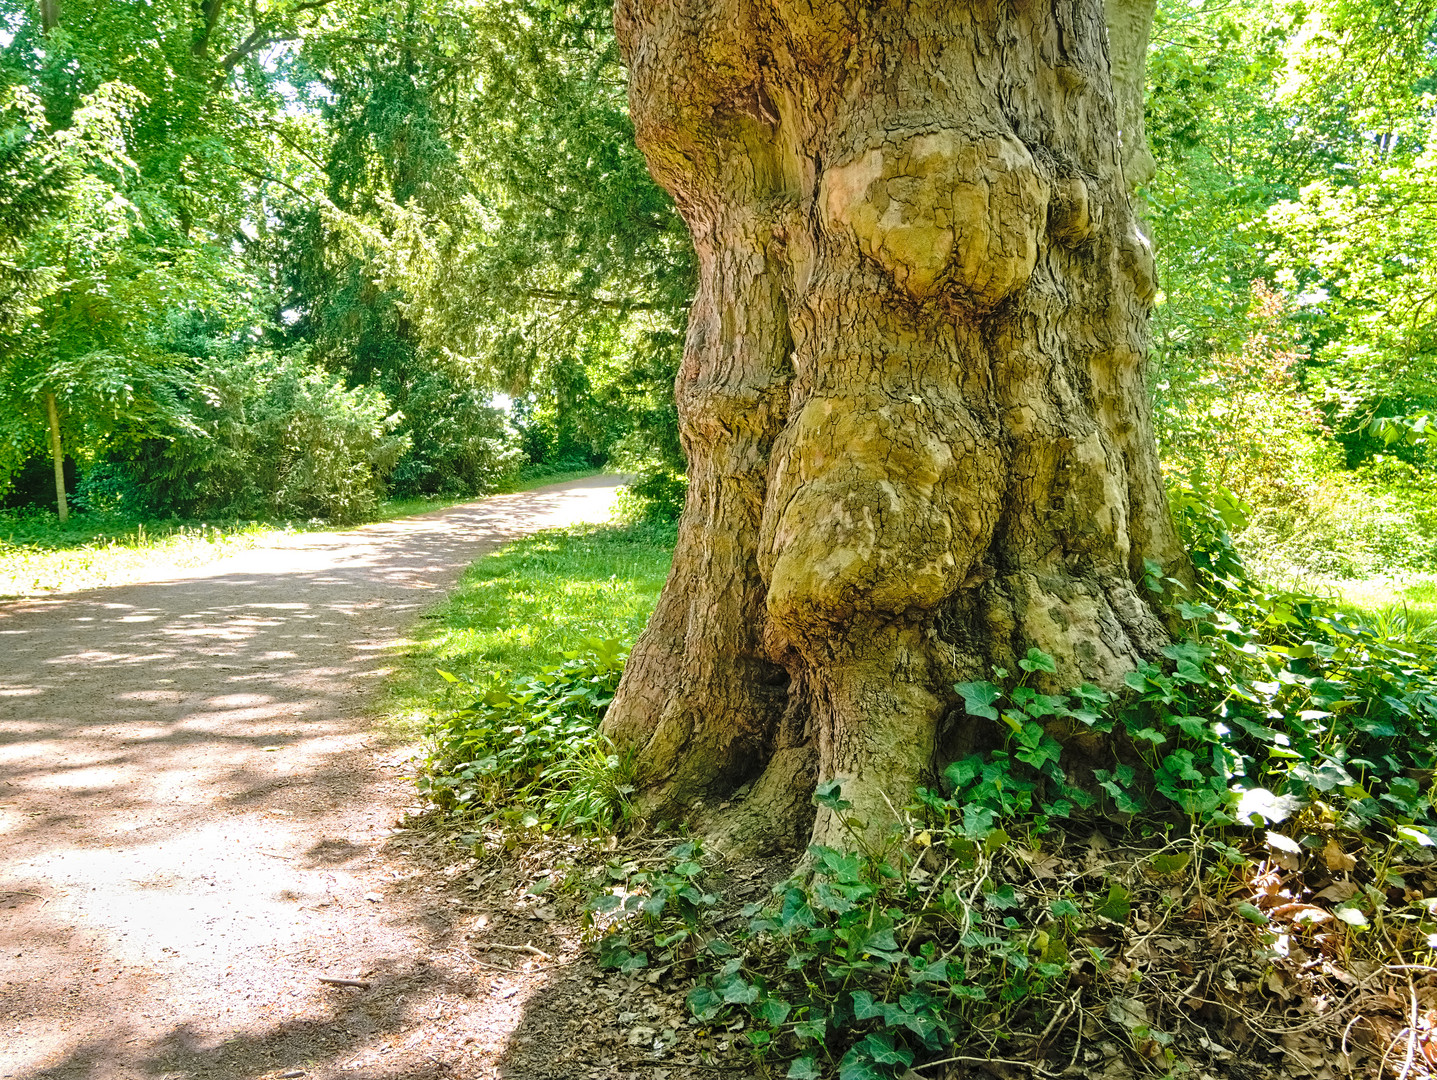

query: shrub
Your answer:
[125,346,408,524]
[386,374,522,498]
[615,462,687,523]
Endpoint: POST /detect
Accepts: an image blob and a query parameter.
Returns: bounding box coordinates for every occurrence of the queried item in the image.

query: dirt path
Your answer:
[0,477,625,1080]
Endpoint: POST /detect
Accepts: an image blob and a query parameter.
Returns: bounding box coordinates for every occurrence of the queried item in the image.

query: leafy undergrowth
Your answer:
[588,809,1437,1080]
[397,519,674,810]
[580,488,1437,1080]
[403,485,1437,1079]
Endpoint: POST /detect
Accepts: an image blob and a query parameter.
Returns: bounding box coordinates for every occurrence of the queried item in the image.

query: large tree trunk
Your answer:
[604,0,1184,852]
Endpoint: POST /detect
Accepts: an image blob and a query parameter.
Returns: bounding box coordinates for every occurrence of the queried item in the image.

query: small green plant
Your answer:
[419,636,636,832]
[587,840,720,974]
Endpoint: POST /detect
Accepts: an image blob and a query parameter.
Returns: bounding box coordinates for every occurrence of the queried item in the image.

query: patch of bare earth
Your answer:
[0,477,704,1080]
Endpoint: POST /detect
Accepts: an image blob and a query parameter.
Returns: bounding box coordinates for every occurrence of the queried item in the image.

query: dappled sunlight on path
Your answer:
[0,477,621,1079]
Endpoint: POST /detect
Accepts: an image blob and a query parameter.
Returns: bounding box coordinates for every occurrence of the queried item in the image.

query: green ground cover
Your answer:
[0,516,280,598]
[406,496,1437,1079]
[384,517,674,744]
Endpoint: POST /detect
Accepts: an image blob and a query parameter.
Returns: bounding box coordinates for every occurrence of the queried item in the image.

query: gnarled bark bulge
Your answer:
[602,0,1185,853]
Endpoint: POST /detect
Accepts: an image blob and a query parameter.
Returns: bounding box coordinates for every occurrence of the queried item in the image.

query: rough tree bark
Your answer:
[603,0,1185,852]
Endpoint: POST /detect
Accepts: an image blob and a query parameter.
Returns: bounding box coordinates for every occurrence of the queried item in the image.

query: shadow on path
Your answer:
[0,477,622,1079]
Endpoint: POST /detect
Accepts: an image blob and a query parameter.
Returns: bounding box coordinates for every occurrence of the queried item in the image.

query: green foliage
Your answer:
[0,0,685,512]
[588,841,719,974]
[383,377,522,499]
[1147,0,1437,577]
[614,464,688,524]
[400,520,674,825]
[588,799,1104,1079]
[284,0,689,488]
[421,637,636,832]
[0,84,76,334]
[123,347,408,524]
[942,490,1437,845]
[584,506,1437,1074]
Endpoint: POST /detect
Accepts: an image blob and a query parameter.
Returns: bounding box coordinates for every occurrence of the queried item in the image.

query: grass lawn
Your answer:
[375,465,609,521]
[1332,574,1437,638]
[381,519,674,741]
[0,516,282,598]
[0,466,611,599]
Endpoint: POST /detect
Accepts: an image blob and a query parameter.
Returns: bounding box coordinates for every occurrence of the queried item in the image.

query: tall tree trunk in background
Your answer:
[45,392,68,524]
[603,0,1184,852]
[38,0,59,33]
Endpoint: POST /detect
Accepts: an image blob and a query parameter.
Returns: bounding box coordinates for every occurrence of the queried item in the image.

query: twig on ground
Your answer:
[1030,992,1080,1053]
[453,948,515,973]
[317,976,371,989]
[1064,1005,1086,1075]
[911,1054,1059,1077]
[472,941,551,960]
[1395,961,1420,1080]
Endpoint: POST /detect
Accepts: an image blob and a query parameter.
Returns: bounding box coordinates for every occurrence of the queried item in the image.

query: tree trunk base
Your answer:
[604,0,1182,856]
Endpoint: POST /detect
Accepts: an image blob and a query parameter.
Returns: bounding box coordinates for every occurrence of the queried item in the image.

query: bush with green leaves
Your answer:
[123,346,407,525]
[420,637,636,833]
[614,463,687,524]
[943,515,1437,845]
[385,374,522,499]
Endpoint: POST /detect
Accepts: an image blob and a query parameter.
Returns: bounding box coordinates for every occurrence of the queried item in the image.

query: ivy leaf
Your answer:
[793,1015,827,1041]
[955,680,1001,721]
[687,985,723,1020]
[910,958,950,985]
[780,888,817,932]
[852,990,884,1020]
[837,1056,884,1080]
[1149,850,1193,876]
[787,1058,822,1080]
[853,1032,915,1068]
[755,997,792,1026]
[1050,898,1081,919]
[1095,883,1131,924]
[1237,902,1269,925]
[1019,648,1058,675]
[720,978,760,1005]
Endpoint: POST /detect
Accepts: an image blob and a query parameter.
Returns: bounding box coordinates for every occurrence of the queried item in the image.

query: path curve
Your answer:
[0,477,624,1080]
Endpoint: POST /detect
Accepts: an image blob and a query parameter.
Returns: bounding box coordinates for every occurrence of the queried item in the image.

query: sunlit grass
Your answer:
[381,519,674,740]
[1333,574,1437,641]
[0,517,283,598]
[373,467,605,521]
[0,467,611,598]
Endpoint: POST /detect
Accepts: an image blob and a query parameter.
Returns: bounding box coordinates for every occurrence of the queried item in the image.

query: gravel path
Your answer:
[0,477,624,1080]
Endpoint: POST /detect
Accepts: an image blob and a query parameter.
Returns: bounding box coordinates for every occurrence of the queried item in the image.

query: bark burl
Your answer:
[603,0,1185,851]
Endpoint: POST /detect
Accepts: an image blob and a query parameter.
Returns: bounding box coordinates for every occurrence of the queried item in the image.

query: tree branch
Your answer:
[214,0,338,74]
[521,288,661,312]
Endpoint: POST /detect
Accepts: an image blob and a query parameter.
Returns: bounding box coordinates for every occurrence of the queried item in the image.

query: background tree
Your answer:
[1146,0,1437,576]
[0,83,76,513]
[601,0,1184,851]
[0,0,692,514]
